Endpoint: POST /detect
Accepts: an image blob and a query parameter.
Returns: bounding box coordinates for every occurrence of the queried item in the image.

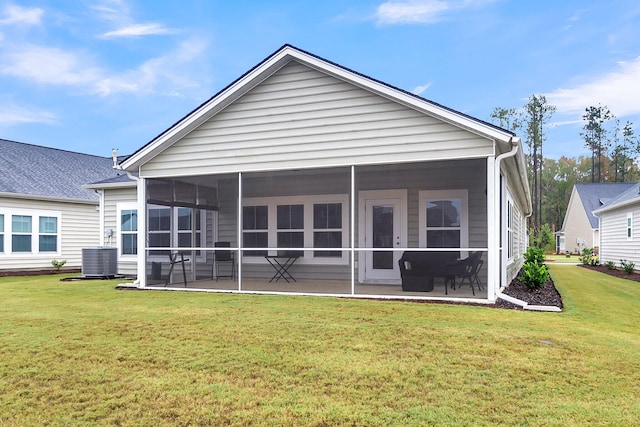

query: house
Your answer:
[95,44,531,302]
[556,183,635,254]
[594,182,640,270]
[0,139,122,272]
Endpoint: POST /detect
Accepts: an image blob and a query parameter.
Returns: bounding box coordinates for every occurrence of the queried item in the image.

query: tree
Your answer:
[581,105,613,183]
[523,95,555,235]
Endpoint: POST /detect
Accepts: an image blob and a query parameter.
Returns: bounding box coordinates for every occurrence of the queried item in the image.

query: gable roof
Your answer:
[574,183,636,228]
[121,44,517,171]
[0,138,121,202]
[593,182,640,215]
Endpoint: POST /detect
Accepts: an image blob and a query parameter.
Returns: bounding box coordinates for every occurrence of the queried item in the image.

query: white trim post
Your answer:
[486,155,496,301]
[136,176,147,287]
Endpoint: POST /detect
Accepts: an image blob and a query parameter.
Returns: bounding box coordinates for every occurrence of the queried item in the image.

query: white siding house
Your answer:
[594,183,640,270]
[106,45,531,302]
[0,139,122,272]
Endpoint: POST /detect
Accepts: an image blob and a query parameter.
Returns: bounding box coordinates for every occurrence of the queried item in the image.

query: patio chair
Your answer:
[447,251,483,296]
[212,242,235,281]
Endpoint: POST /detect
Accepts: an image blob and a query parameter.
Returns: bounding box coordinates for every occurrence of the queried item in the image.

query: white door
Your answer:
[359,190,407,283]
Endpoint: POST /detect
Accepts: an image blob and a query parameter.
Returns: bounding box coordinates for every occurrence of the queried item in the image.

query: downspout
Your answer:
[492,137,521,301]
[92,189,105,246]
[494,137,533,307]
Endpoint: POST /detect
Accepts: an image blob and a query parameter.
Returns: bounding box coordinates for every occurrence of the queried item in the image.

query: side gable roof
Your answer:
[593,182,640,215]
[121,44,517,171]
[0,138,121,202]
[574,183,636,228]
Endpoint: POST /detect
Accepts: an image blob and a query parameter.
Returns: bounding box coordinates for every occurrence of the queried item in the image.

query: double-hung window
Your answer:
[119,207,138,255]
[12,215,32,253]
[38,216,58,252]
[148,207,171,255]
[177,207,203,257]
[506,198,514,260]
[242,195,348,263]
[418,190,468,250]
[242,206,268,256]
[147,206,205,259]
[627,213,633,240]
[313,203,342,258]
[277,204,304,257]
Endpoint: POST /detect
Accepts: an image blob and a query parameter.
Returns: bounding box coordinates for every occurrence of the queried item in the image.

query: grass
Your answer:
[544,253,581,263]
[1,267,639,426]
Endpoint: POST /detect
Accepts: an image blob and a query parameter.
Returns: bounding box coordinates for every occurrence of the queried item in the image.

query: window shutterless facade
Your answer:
[418,190,468,249]
[146,205,206,260]
[242,195,349,263]
[627,213,633,240]
[118,204,138,256]
[0,209,60,255]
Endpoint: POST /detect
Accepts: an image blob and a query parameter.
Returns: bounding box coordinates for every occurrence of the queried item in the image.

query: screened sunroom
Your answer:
[140,158,490,300]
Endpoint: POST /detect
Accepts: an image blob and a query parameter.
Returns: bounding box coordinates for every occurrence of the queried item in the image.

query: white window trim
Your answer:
[418,189,469,249]
[627,212,633,241]
[117,203,138,258]
[146,205,207,263]
[506,194,515,261]
[242,194,350,265]
[0,208,61,256]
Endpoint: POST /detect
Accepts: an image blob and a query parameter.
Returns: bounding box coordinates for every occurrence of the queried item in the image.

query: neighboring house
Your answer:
[556,183,635,254]
[94,44,531,302]
[594,182,640,270]
[0,139,122,272]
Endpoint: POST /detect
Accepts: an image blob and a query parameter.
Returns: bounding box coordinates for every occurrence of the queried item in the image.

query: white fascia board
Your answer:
[593,197,640,215]
[121,46,514,171]
[0,191,98,205]
[83,181,137,190]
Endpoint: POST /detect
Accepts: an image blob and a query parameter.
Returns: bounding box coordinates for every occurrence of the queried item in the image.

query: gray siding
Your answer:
[600,205,640,269]
[103,187,138,276]
[140,61,492,178]
[0,196,99,271]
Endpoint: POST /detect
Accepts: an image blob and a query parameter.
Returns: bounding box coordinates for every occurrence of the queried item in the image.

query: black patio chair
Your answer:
[212,241,235,281]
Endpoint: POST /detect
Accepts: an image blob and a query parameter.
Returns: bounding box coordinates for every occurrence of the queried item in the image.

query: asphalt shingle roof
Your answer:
[597,182,640,212]
[574,183,636,228]
[0,138,122,201]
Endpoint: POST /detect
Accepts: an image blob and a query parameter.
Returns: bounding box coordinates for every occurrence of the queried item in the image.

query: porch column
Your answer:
[136,176,147,287]
[350,165,355,295]
[486,156,496,301]
[237,172,242,291]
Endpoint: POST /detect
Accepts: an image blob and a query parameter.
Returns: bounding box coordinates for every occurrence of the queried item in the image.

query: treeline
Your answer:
[491,98,639,237]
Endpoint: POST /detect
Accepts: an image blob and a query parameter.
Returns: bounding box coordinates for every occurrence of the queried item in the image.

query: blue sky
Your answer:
[0,0,639,159]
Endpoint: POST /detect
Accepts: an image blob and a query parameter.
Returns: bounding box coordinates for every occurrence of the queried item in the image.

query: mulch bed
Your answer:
[496,274,564,310]
[579,264,640,282]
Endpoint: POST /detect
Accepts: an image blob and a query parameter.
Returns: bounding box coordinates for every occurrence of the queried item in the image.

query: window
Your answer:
[147,206,205,259]
[120,209,138,255]
[418,190,468,249]
[506,199,514,260]
[277,204,304,257]
[242,195,349,263]
[313,203,342,257]
[38,216,58,252]
[0,209,60,255]
[12,215,32,252]
[243,205,268,256]
[627,213,633,240]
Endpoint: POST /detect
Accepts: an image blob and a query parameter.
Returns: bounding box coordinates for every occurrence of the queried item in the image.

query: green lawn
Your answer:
[1,266,639,426]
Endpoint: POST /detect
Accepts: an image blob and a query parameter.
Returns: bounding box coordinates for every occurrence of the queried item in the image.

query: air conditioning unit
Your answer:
[82,247,118,277]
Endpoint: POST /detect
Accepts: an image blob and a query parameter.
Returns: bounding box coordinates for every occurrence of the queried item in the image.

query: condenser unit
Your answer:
[82,247,118,277]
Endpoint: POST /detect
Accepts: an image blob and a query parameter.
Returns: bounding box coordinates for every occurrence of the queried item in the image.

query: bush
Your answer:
[523,246,545,266]
[604,260,616,270]
[51,259,67,271]
[620,259,636,274]
[519,261,549,289]
[579,248,596,265]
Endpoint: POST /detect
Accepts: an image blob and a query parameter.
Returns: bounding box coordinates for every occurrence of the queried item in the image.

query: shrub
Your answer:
[523,246,545,266]
[51,259,67,271]
[620,259,636,274]
[579,248,595,265]
[604,260,616,270]
[519,261,549,289]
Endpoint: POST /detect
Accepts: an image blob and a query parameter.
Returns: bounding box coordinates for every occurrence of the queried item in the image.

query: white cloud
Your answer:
[412,82,432,95]
[545,57,640,118]
[375,0,495,25]
[0,4,43,26]
[100,23,175,38]
[0,103,56,127]
[0,45,101,85]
